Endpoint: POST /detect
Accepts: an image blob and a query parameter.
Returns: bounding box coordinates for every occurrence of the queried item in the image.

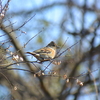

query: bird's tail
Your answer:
[26,52,36,55]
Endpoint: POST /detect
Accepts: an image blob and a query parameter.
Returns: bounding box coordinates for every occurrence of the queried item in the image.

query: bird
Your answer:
[26,41,59,62]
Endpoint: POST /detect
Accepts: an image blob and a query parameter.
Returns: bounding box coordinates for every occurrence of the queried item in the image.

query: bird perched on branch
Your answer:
[26,41,59,62]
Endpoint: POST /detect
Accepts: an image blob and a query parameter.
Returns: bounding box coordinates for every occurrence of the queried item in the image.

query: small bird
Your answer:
[26,41,59,62]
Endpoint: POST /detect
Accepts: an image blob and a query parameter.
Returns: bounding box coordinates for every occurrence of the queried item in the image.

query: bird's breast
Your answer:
[46,47,56,59]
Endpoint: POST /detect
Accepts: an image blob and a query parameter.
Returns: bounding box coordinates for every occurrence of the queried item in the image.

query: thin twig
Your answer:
[24,28,44,48]
[57,41,80,57]
[57,37,69,55]
[0,71,14,88]
[43,61,52,72]
[1,68,35,73]
[0,61,40,69]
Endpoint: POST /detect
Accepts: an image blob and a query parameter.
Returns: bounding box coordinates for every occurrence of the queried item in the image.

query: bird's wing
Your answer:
[34,47,51,54]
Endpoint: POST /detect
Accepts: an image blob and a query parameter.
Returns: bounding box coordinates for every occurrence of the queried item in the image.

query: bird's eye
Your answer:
[41,50,44,52]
